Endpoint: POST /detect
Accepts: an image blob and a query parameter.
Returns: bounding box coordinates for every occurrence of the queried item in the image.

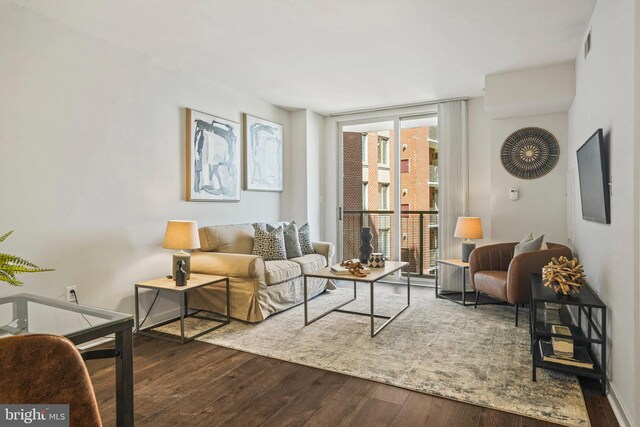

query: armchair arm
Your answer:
[191,251,266,281]
[506,244,573,304]
[312,241,335,265]
[469,243,516,288]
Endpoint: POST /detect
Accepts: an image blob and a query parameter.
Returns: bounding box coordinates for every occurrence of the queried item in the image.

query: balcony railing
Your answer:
[342,210,438,277]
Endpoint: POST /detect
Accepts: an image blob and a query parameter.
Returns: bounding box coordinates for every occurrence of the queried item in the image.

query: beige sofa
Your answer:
[187,223,335,322]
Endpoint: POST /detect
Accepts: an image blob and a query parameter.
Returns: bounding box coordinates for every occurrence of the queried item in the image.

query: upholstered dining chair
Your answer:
[468,242,572,326]
[0,334,102,427]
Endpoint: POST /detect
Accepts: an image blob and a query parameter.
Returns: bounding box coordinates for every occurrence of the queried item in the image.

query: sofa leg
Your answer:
[474,291,479,309]
[515,304,519,327]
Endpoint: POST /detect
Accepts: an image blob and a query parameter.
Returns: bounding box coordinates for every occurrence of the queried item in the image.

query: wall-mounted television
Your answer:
[576,129,610,224]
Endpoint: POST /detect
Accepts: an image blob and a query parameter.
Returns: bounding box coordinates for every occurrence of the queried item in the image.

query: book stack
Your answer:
[551,325,574,358]
[539,332,593,369]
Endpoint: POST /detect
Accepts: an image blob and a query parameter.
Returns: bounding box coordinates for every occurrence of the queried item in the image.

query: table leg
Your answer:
[462,267,466,305]
[180,293,186,345]
[134,287,139,333]
[353,280,357,298]
[226,278,231,323]
[115,328,134,427]
[435,263,439,298]
[407,265,411,306]
[304,275,308,325]
[370,281,375,337]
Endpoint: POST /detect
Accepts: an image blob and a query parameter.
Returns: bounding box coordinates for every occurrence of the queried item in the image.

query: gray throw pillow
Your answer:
[283,222,303,258]
[514,233,544,256]
[252,224,287,261]
[298,223,315,255]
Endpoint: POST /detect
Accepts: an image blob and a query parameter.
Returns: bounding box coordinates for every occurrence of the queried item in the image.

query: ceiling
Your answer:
[13,0,596,114]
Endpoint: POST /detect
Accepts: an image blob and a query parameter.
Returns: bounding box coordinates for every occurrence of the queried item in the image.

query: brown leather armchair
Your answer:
[0,334,102,427]
[469,242,572,326]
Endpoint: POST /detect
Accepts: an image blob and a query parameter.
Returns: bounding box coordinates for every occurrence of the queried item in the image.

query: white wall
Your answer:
[0,2,290,319]
[281,109,325,241]
[489,112,568,244]
[567,0,638,424]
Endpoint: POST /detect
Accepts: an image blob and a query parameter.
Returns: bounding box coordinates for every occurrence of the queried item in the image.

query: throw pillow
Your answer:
[298,223,315,255]
[283,222,303,259]
[252,224,287,261]
[514,233,545,256]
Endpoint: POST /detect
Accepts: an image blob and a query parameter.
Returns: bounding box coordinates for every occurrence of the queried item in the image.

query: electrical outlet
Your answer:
[66,286,77,303]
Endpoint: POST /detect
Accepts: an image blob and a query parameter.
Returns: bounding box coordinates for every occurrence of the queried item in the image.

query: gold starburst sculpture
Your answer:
[543,256,586,295]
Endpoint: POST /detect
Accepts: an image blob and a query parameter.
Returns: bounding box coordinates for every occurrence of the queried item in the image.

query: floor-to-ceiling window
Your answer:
[340,114,438,278]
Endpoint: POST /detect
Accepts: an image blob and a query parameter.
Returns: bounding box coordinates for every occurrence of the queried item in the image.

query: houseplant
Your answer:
[0,230,53,285]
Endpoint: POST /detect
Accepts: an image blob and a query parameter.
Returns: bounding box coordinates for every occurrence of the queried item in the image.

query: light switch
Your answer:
[510,187,519,201]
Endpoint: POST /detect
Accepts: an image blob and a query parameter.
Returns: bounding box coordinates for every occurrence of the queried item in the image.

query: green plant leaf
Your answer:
[0,230,13,243]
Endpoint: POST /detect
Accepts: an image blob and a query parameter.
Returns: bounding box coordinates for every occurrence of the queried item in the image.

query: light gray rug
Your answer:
[157,283,589,426]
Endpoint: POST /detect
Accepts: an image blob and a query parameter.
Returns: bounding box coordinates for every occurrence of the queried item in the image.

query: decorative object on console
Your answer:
[243,113,283,192]
[501,127,559,180]
[454,217,483,262]
[0,230,53,286]
[252,224,287,261]
[163,220,200,280]
[186,108,241,202]
[368,252,385,268]
[298,223,315,255]
[175,260,187,287]
[359,227,374,263]
[543,256,586,295]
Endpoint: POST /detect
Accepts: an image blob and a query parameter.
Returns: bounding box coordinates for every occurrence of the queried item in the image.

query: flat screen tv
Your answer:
[576,129,610,224]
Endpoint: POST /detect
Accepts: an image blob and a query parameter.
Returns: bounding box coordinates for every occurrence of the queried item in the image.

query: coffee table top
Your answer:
[305,260,408,283]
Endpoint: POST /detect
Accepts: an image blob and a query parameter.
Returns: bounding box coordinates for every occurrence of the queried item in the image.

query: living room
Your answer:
[1,0,638,426]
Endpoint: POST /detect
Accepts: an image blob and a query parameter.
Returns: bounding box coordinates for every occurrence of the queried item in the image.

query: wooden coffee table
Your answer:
[303,261,410,337]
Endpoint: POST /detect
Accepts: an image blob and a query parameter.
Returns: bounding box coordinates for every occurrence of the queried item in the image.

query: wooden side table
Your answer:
[134,273,230,344]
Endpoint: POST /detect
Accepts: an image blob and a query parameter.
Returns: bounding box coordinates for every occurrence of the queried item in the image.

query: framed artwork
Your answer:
[243,114,284,192]
[186,108,241,201]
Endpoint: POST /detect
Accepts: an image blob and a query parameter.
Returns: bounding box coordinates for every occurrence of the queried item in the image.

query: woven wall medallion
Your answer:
[500,127,559,179]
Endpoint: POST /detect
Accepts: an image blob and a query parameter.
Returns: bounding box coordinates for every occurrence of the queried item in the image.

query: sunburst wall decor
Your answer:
[500,127,559,179]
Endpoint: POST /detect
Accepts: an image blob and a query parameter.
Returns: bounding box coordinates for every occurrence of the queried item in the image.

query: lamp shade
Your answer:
[162,221,200,250]
[454,217,483,239]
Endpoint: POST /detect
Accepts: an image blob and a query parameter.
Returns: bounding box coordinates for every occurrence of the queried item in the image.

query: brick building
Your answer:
[342,125,438,275]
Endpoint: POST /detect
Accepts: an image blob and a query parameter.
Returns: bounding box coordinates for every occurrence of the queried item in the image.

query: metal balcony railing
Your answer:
[342,210,438,277]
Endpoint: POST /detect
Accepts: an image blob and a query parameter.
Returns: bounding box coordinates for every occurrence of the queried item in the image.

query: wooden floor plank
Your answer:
[85,335,615,427]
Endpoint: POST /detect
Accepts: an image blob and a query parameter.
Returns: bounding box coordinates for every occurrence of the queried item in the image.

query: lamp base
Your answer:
[173,251,191,280]
[461,241,476,263]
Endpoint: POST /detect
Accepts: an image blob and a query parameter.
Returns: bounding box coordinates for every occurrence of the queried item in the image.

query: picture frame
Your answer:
[186,108,241,202]
[243,113,284,192]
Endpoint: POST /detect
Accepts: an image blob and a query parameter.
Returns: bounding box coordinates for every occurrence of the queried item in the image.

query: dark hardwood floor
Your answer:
[86,335,618,427]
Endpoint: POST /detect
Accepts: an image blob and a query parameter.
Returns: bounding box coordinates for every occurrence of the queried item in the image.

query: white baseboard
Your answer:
[607,381,635,427]
[78,307,181,350]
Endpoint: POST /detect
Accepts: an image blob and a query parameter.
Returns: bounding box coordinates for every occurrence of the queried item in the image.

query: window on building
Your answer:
[362,182,368,209]
[377,137,389,166]
[361,133,368,164]
[379,184,389,210]
[401,158,410,173]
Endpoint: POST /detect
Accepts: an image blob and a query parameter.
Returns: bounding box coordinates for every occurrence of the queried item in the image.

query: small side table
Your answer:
[135,273,230,344]
[435,259,474,306]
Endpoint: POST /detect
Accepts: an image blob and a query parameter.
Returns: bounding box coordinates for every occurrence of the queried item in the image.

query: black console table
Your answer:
[529,274,607,394]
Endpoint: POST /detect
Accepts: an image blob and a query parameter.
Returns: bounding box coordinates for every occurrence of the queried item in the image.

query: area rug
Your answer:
[157,283,589,426]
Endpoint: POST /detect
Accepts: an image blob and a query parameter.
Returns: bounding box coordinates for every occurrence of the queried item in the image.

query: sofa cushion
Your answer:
[199,223,255,254]
[252,224,287,261]
[473,271,508,301]
[289,253,327,274]
[514,234,544,256]
[298,223,315,255]
[265,260,301,286]
[282,222,303,259]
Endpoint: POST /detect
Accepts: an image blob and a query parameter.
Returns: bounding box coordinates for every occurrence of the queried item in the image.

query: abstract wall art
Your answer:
[243,114,283,192]
[186,108,241,201]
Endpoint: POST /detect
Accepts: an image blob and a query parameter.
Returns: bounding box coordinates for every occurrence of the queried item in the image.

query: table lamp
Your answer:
[162,220,200,280]
[454,217,483,262]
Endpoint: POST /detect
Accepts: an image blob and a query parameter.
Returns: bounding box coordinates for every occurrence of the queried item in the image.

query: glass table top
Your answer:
[0,293,132,339]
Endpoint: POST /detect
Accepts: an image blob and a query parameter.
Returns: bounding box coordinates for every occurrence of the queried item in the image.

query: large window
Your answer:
[379,184,389,210]
[362,182,368,209]
[377,137,389,166]
[362,133,368,164]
